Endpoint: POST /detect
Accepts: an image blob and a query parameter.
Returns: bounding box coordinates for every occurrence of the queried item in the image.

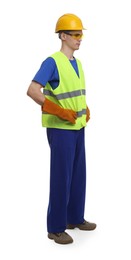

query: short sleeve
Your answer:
[32,57,56,87]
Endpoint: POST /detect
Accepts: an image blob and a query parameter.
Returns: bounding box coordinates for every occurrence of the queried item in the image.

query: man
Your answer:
[27,13,96,245]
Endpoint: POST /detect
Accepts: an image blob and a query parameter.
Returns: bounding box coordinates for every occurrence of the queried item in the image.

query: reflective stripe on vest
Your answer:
[42,108,86,117]
[43,89,86,100]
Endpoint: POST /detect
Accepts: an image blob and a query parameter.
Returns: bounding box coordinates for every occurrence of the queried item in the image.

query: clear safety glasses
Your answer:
[64,32,84,40]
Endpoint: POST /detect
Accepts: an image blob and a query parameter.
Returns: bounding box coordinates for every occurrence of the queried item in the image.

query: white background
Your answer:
[0,0,131,259]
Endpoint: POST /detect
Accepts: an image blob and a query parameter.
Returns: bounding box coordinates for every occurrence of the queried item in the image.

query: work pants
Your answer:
[46,127,86,233]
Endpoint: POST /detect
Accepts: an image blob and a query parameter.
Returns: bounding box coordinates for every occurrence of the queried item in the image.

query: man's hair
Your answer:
[58,31,62,39]
[57,30,72,39]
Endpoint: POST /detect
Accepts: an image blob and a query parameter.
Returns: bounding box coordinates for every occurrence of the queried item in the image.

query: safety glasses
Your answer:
[64,32,83,40]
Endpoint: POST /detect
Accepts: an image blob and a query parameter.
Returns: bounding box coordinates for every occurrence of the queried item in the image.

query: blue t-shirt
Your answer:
[33,57,79,90]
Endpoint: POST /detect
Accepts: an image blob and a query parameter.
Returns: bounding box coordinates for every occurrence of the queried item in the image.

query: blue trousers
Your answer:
[46,128,86,233]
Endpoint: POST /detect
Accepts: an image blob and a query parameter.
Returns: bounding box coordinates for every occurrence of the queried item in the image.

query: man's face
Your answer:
[62,30,83,51]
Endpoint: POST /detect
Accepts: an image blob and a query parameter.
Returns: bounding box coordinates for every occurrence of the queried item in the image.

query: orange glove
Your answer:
[86,106,90,122]
[42,98,77,124]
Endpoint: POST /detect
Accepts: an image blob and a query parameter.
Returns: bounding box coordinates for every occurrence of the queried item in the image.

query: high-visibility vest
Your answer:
[42,51,87,130]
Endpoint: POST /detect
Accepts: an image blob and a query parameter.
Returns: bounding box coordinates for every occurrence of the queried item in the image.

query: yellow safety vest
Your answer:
[42,51,87,130]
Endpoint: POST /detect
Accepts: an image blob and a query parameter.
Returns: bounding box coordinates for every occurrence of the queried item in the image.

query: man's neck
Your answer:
[60,47,74,60]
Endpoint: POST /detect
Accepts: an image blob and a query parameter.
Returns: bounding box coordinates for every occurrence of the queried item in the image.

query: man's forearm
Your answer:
[27,82,45,106]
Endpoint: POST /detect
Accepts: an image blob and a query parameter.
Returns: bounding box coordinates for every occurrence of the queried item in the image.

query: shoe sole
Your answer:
[48,234,73,244]
[67,224,96,231]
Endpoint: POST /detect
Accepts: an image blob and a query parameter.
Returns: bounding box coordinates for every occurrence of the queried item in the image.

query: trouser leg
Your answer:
[46,128,76,233]
[67,128,86,224]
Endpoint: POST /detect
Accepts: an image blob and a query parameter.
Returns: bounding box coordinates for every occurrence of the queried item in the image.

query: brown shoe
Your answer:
[67,220,97,231]
[48,232,73,244]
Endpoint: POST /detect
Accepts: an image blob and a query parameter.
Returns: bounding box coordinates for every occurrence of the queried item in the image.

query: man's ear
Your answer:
[60,32,67,41]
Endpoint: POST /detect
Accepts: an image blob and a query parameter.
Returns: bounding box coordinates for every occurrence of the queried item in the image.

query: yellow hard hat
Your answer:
[55,13,86,33]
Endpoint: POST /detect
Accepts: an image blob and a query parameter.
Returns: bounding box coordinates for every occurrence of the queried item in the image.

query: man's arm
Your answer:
[27,81,77,124]
[27,81,45,106]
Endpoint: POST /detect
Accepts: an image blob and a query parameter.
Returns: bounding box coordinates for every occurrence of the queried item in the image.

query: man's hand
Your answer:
[42,98,77,124]
[86,106,90,122]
